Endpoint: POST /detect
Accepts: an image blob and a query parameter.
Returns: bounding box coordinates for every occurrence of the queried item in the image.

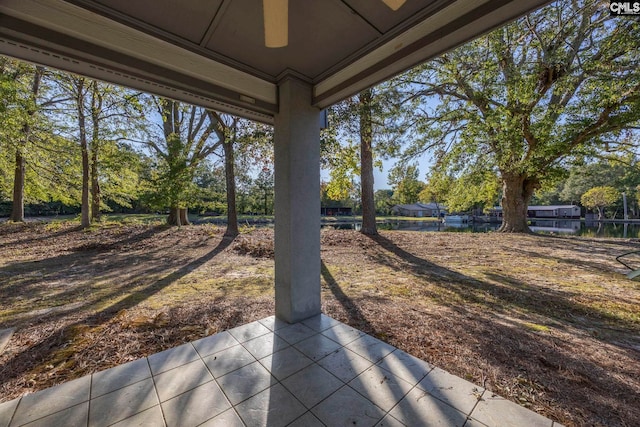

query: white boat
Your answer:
[443,215,470,223]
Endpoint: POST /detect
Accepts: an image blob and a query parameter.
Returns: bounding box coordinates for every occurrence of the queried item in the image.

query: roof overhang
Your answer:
[0,0,551,123]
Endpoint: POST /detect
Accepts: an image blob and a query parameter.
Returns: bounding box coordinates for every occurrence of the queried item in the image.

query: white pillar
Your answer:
[274,76,321,323]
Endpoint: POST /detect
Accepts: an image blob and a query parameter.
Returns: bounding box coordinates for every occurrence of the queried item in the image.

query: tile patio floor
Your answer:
[0,314,561,427]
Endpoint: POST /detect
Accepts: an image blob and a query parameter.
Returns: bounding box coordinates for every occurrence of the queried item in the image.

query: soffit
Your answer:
[0,0,551,122]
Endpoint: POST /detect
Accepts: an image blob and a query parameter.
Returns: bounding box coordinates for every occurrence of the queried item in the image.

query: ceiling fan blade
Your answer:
[263,0,288,48]
[382,0,407,11]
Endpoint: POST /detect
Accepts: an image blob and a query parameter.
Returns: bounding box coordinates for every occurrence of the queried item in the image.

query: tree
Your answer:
[86,81,143,221]
[388,163,425,205]
[406,0,640,232]
[374,189,394,215]
[581,186,620,219]
[10,66,43,222]
[146,98,220,226]
[1,59,74,222]
[254,167,274,215]
[323,82,408,235]
[53,74,144,227]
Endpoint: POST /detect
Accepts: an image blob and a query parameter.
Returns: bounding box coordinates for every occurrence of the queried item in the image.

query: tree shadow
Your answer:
[0,225,187,320]
[363,233,639,340]
[0,235,236,385]
[321,260,376,335]
[0,222,83,248]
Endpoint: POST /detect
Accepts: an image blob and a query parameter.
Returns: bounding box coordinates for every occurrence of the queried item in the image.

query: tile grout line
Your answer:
[145,356,168,427]
[462,388,488,427]
[86,372,93,427]
[6,396,21,427]
[375,361,433,426]
[192,338,246,426]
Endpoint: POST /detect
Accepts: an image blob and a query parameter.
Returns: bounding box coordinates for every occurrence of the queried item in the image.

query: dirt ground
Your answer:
[0,222,639,426]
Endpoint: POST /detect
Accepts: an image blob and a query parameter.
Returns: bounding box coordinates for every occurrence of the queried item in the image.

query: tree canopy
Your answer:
[404,0,640,232]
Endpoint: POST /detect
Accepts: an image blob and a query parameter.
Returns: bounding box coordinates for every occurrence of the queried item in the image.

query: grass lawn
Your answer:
[0,221,638,426]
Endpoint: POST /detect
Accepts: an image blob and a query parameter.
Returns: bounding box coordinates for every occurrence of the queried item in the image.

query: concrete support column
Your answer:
[274,76,321,323]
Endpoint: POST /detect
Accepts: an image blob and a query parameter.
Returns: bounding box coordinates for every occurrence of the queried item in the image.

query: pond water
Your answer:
[323,220,640,239]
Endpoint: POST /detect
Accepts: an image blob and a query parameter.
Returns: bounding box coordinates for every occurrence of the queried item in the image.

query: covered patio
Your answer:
[0,0,555,425]
[0,315,558,426]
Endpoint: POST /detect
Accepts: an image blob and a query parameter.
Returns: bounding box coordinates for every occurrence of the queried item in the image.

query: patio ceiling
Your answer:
[0,0,550,122]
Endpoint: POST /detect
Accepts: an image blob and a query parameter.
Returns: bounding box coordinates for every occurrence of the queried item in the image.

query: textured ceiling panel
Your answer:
[205,0,380,79]
[345,0,443,33]
[93,0,222,44]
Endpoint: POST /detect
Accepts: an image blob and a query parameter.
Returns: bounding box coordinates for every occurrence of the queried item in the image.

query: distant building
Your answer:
[491,205,581,219]
[391,203,446,218]
[321,206,353,216]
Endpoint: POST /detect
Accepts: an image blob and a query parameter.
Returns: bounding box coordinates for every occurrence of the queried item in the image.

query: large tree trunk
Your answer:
[90,82,102,222]
[498,172,538,233]
[359,89,377,236]
[10,150,25,222]
[223,140,238,237]
[90,144,101,222]
[76,79,91,229]
[10,67,43,222]
[167,207,181,226]
[167,207,190,226]
[179,207,190,225]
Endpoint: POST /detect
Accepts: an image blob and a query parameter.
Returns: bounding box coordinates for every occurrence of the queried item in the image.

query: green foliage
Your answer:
[374,189,394,215]
[322,81,411,201]
[405,0,640,226]
[388,163,425,204]
[142,98,221,214]
[581,186,621,218]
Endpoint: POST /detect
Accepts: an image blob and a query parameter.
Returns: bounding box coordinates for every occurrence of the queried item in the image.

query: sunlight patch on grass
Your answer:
[522,322,551,333]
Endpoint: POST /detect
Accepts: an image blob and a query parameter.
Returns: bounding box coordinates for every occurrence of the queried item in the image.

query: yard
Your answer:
[0,221,638,426]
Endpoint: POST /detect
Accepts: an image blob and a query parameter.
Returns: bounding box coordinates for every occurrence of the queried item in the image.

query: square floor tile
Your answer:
[281,363,343,409]
[470,394,552,427]
[275,322,317,345]
[258,346,313,381]
[377,349,432,386]
[242,332,289,359]
[202,344,256,378]
[109,405,165,427]
[0,398,19,427]
[258,316,290,332]
[91,358,151,398]
[464,418,491,427]
[89,378,158,427]
[11,376,91,426]
[389,387,469,427]
[294,334,342,361]
[161,381,230,427]
[236,383,307,427]
[147,343,199,375]
[192,331,239,357]
[349,365,414,412]
[301,314,342,332]
[321,323,366,345]
[345,335,395,363]
[417,367,484,415]
[228,321,271,343]
[312,385,385,427]
[217,361,276,405]
[318,347,373,382]
[153,359,214,402]
[375,414,406,427]
[199,408,244,426]
[288,411,325,427]
[20,402,88,427]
